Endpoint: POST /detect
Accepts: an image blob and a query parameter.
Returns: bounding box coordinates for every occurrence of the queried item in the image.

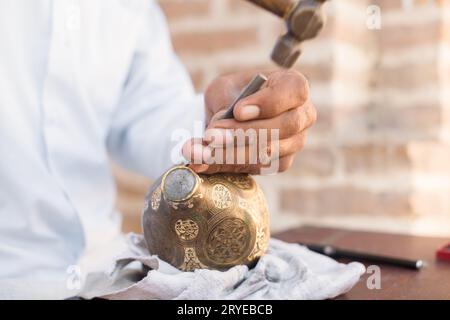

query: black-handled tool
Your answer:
[221,74,268,120]
[302,243,425,270]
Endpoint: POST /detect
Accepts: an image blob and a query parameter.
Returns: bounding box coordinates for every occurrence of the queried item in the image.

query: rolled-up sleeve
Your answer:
[106,0,205,179]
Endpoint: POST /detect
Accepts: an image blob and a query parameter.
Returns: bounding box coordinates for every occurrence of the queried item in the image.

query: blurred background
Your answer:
[116,0,450,237]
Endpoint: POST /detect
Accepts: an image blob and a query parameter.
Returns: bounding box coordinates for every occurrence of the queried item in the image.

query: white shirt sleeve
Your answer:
[106,1,205,179]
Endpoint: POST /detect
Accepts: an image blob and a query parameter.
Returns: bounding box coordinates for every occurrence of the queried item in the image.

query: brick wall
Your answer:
[116,0,450,236]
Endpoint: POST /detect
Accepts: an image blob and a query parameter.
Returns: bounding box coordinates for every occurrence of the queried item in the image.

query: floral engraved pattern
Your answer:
[168,193,203,210]
[247,226,267,261]
[180,247,205,271]
[151,187,161,210]
[175,219,199,241]
[206,218,249,264]
[211,184,232,209]
[226,175,253,190]
[238,197,249,210]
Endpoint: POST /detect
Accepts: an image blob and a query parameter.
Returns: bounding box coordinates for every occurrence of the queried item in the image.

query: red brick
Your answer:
[342,142,450,175]
[158,0,210,21]
[375,0,449,10]
[342,144,411,174]
[378,20,443,49]
[335,104,443,141]
[367,105,442,139]
[290,146,336,177]
[172,28,259,54]
[408,142,450,173]
[374,0,402,10]
[280,186,413,217]
[187,69,205,92]
[374,63,439,89]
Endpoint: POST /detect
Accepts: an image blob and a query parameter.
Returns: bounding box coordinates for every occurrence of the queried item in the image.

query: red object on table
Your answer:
[436,244,450,262]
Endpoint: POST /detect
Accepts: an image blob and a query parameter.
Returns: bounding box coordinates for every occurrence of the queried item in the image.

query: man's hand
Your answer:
[182,70,317,175]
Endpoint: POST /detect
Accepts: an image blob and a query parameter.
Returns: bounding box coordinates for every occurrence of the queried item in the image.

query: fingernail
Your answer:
[205,128,234,147]
[239,105,260,121]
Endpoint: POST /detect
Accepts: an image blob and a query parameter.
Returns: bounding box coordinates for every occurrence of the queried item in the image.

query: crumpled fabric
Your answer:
[79,233,365,300]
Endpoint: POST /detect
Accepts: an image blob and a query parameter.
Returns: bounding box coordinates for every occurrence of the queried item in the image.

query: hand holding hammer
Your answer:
[182,0,328,174]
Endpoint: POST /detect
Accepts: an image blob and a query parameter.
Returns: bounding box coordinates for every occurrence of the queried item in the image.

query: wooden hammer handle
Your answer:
[245,0,294,18]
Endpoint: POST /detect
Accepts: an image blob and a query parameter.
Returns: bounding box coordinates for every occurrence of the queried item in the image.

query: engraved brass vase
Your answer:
[142,165,270,271]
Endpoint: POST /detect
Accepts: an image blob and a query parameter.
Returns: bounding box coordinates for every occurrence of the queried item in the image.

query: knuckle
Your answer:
[288,70,309,101]
[265,91,283,117]
[290,108,303,133]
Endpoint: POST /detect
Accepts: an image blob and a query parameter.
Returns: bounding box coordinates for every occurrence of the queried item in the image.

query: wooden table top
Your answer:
[274,225,450,300]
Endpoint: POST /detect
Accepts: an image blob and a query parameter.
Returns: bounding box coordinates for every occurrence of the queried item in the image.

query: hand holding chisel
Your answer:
[220,74,268,120]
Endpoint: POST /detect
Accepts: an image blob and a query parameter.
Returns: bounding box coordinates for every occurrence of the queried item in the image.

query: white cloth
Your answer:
[0,0,204,299]
[80,234,366,300]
